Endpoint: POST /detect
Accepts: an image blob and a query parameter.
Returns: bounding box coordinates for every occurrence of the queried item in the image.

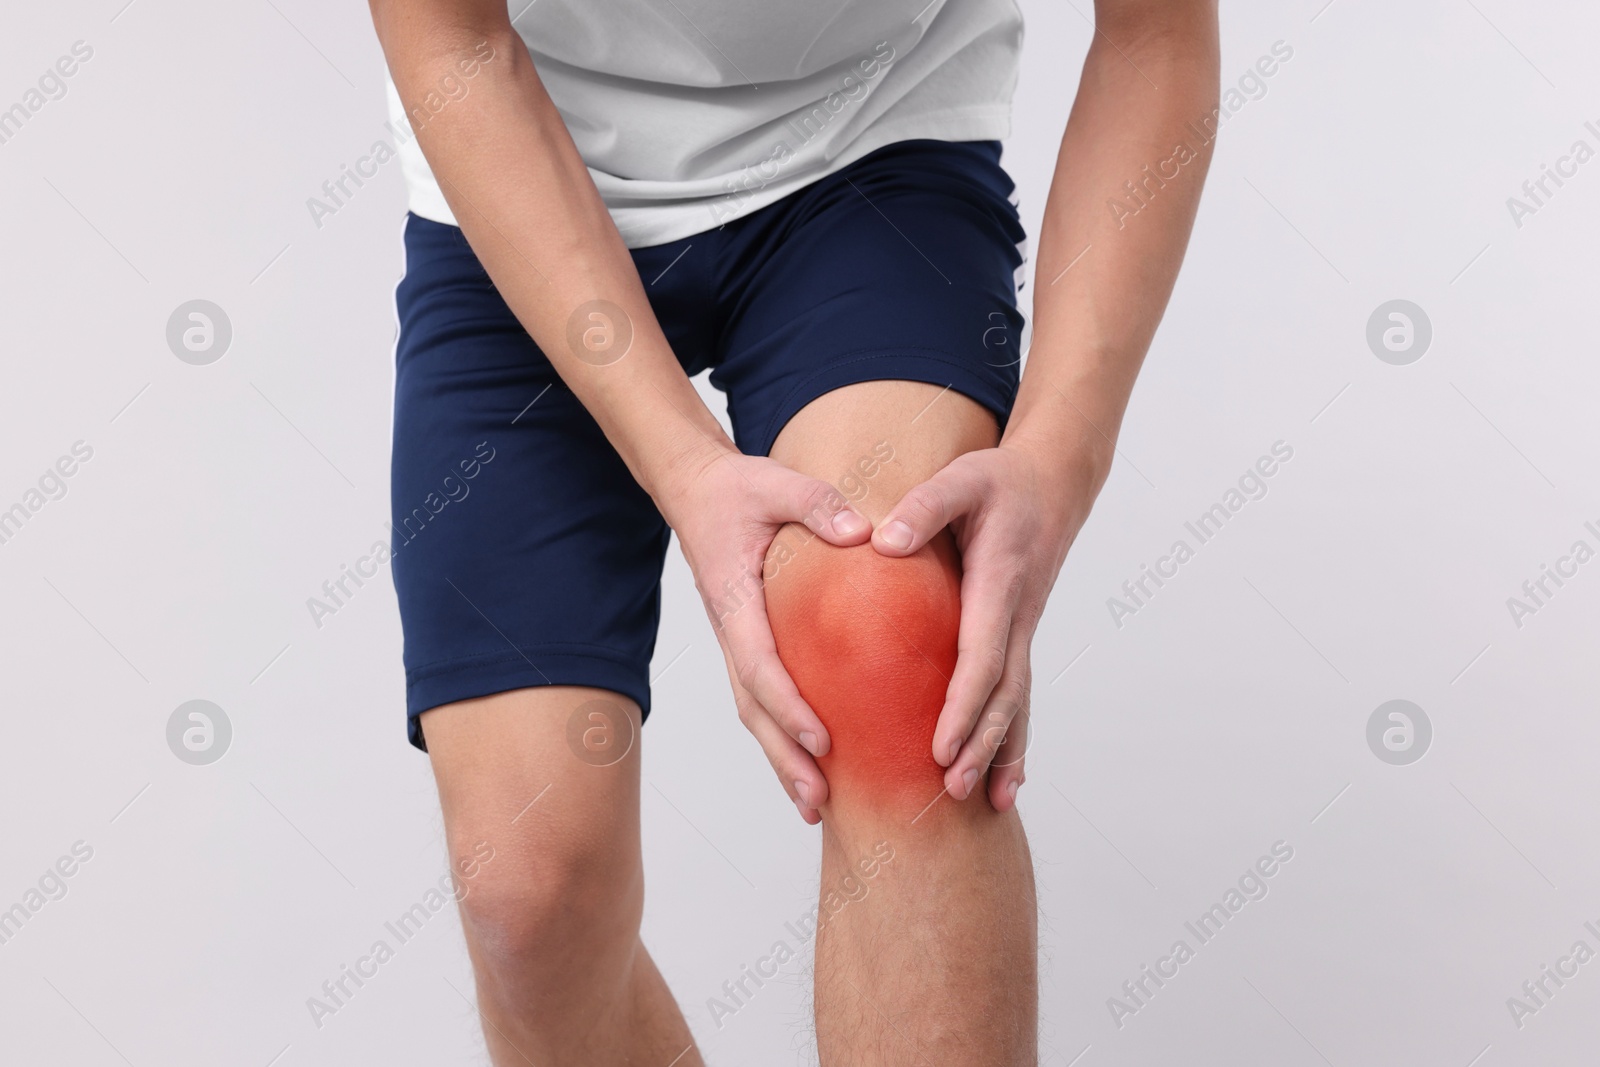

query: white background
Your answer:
[3,1,1598,1064]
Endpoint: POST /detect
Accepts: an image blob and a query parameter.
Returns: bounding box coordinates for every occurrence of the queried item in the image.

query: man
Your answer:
[369,0,1218,1061]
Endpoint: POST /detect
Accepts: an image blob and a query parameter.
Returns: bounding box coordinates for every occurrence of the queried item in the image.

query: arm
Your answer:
[371,1,726,482]
[369,1,871,813]
[872,0,1221,809]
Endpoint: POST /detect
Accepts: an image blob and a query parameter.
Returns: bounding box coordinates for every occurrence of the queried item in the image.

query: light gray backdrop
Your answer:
[3,1,1597,1064]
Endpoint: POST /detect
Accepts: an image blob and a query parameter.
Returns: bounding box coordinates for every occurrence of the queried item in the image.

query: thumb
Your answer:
[775,468,872,547]
[873,461,983,556]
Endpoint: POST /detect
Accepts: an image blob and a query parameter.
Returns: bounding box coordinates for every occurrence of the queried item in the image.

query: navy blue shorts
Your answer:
[391,139,1026,750]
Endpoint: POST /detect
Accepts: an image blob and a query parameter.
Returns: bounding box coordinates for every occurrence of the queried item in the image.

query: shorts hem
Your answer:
[405,650,652,753]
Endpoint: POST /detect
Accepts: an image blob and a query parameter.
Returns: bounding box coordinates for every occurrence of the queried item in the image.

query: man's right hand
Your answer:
[663,449,871,824]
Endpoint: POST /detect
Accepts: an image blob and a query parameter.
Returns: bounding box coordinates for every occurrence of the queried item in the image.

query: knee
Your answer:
[450,827,642,983]
[767,533,961,813]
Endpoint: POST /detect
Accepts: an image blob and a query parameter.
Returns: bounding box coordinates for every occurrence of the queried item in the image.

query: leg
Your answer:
[766,380,1038,1065]
[421,686,702,1067]
[390,212,716,1060]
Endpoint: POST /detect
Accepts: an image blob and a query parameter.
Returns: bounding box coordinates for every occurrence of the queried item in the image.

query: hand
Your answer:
[663,449,871,824]
[871,441,1099,812]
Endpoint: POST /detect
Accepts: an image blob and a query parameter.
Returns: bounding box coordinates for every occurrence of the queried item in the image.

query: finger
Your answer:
[931,561,1018,767]
[946,631,1031,802]
[725,664,828,823]
[872,460,984,556]
[775,469,871,547]
[986,690,1030,813]
[717,583,831,758]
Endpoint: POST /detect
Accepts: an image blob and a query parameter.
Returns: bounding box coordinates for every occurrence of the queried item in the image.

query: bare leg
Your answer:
[767,381,1039,1065]
[421,686,702,1066]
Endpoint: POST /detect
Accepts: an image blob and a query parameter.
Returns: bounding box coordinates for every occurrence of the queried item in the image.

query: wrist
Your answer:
[644,429,738,527]
[578,343,736,518]
[1002,412,1113,493]
[1003,352,1134,489]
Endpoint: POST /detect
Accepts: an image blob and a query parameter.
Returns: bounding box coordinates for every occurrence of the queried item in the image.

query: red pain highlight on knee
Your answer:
[767,537,960,812]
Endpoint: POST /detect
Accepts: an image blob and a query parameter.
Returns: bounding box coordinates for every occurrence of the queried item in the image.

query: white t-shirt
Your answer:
[387,0,1023,248]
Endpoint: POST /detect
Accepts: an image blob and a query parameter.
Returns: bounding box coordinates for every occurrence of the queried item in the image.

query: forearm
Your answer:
[371,5,730,513]
[1005,2,1220,491]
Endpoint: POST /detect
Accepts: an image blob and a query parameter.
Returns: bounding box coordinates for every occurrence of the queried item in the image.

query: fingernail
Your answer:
[799,730,820,757]
[1007,779,1020,804]
[879,520,914,551]
[947,738,962,765]
[961,768,979,798]
[794,780,811,807]
[794,796,811,820]
[832,509,866,536]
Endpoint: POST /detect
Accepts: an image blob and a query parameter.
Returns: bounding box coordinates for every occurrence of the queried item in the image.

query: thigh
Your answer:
[390,214,674,751]
[769,379,996,518]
